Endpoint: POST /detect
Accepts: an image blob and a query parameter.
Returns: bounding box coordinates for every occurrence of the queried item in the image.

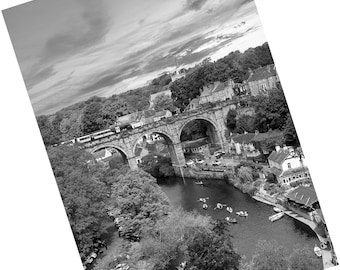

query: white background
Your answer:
[1,0,339,269]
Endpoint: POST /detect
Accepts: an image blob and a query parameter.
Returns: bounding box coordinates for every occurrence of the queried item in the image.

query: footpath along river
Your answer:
[158,176,319,261]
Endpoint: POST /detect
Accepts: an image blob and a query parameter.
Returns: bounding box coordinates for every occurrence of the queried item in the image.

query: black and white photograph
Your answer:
[1,0,340,269]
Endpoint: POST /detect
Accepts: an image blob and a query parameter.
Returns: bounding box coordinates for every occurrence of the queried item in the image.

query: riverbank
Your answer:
[252,192,336,269]
[177,166,336,269]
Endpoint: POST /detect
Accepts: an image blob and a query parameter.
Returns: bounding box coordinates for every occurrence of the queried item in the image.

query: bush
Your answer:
[242,183,257,196]
[263,182,271,191]
[254,179,262,187]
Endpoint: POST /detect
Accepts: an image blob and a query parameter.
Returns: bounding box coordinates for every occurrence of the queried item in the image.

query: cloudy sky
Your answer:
[3,0,267,115]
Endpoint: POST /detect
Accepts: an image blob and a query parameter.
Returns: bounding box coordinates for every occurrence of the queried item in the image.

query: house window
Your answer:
[287,163,291,169]
[288,177,291,182]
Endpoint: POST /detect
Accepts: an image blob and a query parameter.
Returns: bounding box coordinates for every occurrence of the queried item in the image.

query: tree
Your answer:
[152,93,176,112]
[137,208,213,269]
[101,98,133,127]
[252,89,290,133]
[237,166,254,183]
[81,101,104,134]
[289,245,323,270]
[107,170,170,240]
[283,113,300,147]
[250,240,289,270]
[186,220,241,270]
[235,115,255,133]
[47,145,108,259]
[36,115,62,145]
[225,109,238,132]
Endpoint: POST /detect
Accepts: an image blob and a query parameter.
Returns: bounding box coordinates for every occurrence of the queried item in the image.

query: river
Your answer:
[158,176,319,261]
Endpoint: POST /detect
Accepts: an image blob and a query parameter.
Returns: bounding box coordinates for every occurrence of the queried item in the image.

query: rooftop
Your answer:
[268,148,291,164]
[231,133,256,144]
[248,64,277,82]
[280,166,309,177]
[201,81,227,97]
[252,130,283,142]
[286,186,318,207]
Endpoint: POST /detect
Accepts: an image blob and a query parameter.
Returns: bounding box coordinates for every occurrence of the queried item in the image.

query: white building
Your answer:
[268,146,310,186]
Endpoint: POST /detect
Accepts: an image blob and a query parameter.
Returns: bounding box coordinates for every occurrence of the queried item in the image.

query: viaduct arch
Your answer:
[81,100,237,173]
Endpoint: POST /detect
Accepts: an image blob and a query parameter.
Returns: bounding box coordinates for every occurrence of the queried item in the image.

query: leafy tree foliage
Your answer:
[81,101,104,134]
[36,115,62,145]
[137,208,212,269]
[251,89,290,132]
[151,73,172,87]
[248,240,289,270]
[237,166,254,183]
[186,228,240,270]
[137,209,240,270]
[152,93,176,112]
[234,115,255,133]
[101,98,133,127]
[226,109,238,132]
[283,113,300,147]
[170,42,274,110]
[47,145,108,259]
[289,245,323,270]
[107,170,170,240]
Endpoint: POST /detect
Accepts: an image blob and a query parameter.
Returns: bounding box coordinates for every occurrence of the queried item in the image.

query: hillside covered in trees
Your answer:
[36,42,274,146]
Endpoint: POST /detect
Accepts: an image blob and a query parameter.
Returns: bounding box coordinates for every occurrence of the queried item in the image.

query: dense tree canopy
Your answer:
[107,170,170,240]
[36,115,62,145]
[283,113,300,147]
[47,145,109,259]
[249,240,289,270]
[136,208,240,270]
[186,220,241,270]
[152,93,176,112]
[170,42,274,110]
[81,101,104,134]
[289,245,323,270]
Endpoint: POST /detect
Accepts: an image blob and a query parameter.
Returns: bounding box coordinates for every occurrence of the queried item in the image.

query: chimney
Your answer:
[275,145,281,152]
[255,130,259,136]
[267,65,271,72]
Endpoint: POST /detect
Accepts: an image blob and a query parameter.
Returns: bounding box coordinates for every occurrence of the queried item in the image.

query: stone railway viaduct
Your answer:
[80,100,249,174]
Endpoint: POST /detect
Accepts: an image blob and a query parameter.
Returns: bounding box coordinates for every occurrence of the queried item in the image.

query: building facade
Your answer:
[247,64,280,96]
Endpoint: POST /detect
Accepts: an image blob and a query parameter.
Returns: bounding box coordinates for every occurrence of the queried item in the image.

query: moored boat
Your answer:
[269,212,284,222]
[202,203,208,209]
[225,216,237,223]
[215,203,225,209]
[226,207,233,213]
[195,181,204,186]
[273,206,283,213]
[236,211,248,217]
[314,244,322,257]
[198,197,209,203]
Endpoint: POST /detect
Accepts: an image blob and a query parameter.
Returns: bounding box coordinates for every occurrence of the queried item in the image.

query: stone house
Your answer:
[247,64,280,96]
[229,133,258,155]
[198,80,234,104]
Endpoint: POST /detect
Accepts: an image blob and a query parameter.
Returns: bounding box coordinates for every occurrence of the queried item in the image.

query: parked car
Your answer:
[212,160,221,166]
[186,160,194,165]
[214,151,225,159]
[196,159,204,164]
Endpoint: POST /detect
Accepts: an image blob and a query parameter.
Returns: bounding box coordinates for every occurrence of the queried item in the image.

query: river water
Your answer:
[158,176,319,261]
